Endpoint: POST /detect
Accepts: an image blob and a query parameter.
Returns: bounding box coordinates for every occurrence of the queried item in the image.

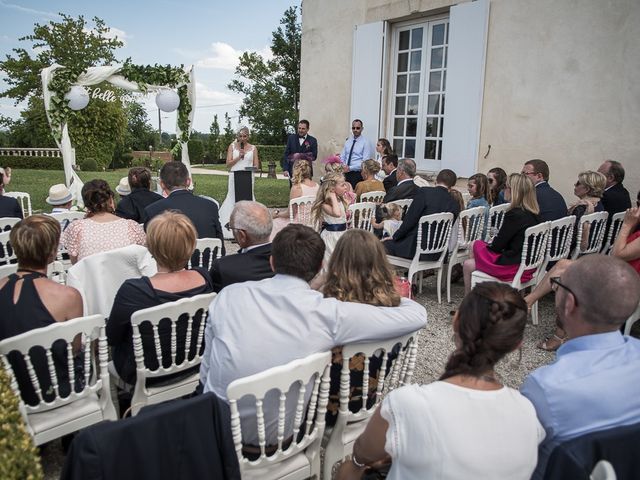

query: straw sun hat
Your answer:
[45,184,74,205]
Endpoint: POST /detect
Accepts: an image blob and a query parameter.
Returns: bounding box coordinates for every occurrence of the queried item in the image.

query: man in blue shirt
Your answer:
[521,254,640,478]
[340,119,375,189]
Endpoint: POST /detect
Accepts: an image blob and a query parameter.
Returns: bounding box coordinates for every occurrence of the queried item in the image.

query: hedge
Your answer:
[256,145,285,166]
[0,367,43,479]
[0,155,63,171]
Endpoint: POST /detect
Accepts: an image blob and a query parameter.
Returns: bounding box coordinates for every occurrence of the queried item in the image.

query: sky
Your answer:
[0,0,299,134]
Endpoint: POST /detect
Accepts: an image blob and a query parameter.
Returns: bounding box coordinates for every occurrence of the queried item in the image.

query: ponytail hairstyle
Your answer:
[82,179,115,216]
[440,282,527,381]
[292,159,312,185]
[311,172,346,229]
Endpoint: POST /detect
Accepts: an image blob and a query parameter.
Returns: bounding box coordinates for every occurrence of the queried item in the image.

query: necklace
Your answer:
[156,268,186,275]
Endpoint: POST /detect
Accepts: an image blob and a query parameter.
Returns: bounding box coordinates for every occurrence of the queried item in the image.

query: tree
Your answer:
[124,100,158,151]
[0,14,127,169]
[221,112,235,152]
[208,114,222,161]
[228,6,301,145]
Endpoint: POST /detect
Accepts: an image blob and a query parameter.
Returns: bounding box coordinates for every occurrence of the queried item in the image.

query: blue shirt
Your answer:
[466,197,490,238]
[521,331,640,478]
[340,135,374,172]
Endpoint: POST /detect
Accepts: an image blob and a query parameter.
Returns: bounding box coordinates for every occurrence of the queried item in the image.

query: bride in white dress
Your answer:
[219,126,260,239]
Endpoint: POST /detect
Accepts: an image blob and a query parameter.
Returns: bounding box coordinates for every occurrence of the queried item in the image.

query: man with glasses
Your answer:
[521,254,640,478]
[340,119,375,189]
[521,159,566,221]
[210,201,274,292]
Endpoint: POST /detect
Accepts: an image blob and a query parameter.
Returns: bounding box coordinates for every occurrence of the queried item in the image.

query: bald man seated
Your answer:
[209,201,274,292]
[521,254,640,478]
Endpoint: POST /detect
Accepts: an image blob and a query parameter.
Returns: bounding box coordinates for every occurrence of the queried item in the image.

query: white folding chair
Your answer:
[49,211,86,225]
[108,292,215,416]
[485,203,510,242]
[472,222,550,325]
[289,195,315,227]
[348,202,376,231]
[603,211,626,255]
[322,332,418,480]
[388,198,413,219]
[227,351,331,480]
[360,190,385,204]
[5,191,32,217]
[0,230,16,266]
[387,212,454,303]
[623,302,640,336]
[591,460,617,480]
[446,206,486,303]
[0,314,117,446]
[571,211,608,259]
[0,216,21,232]
[188,237,223,270]
[0,263,17,279]
[49,212,85,275]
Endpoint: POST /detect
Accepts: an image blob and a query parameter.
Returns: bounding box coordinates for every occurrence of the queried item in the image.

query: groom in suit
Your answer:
[209,201,274,292]
[282,119,318,181]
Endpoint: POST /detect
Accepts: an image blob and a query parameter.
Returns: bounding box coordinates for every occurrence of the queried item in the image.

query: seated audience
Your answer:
[566,170,606,252]
[338,282,544,480]
[46,183,74,214]
[116,167,163,223]
[270,159,318,238]
[210,201,274,292]
[598,159,632,243]
[521,255,640,479]
[323,229,402,426]
[487,167,508,206]
[381,153,398,191]
[0,171,22,219]
[0,215,83,405]
[61,179,146,264]
[312,173,349,266]
[383,169,460,260]
[0,166,11,187]
[521,159,566,221]
[144,161,225,254]
[354,159,385,201]
[466,173,491,238]
[199,224,426,445]
[371,203,403,238]
[107,211,213,386]
[463,173,542,292]
[382,158,418,203]
[115,177,131,197]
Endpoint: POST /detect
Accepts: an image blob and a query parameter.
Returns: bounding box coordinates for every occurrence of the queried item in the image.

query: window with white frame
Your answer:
[390,19,449,171]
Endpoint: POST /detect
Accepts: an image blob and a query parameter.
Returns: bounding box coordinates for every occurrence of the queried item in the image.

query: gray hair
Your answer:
[398,158,416,178]
[231,201,272,243]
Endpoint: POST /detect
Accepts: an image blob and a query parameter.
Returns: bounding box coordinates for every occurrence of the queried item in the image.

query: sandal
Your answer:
[537,334,566,352]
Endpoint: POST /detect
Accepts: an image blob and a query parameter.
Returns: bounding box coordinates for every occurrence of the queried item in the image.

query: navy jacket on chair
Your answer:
[535,182,566,222]
[209,243,274,293]
[382,170,397,192]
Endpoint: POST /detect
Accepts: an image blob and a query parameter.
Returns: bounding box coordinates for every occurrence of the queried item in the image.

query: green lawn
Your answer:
[7,168,290,213]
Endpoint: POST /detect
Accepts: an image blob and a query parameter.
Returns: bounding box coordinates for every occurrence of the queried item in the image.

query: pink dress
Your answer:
[61,217,146,261]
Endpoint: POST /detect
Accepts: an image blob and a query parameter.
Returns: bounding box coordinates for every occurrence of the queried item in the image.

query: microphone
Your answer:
[240,141,245,149]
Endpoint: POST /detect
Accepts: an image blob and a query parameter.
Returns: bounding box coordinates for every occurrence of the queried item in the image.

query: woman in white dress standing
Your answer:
[219,126,260,239]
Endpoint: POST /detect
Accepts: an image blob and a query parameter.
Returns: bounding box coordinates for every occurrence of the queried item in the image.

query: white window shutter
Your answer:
[441,0,490,177]
[350,21,385,138]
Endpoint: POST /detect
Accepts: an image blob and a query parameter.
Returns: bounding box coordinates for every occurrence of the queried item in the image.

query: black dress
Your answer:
[116,188,163,223]
[107,268,213,385]
[0,272,76,405]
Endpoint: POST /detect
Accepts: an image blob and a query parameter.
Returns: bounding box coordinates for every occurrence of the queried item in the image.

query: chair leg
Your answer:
[418,271,424,294]
[531,301,539,326]
[436,267,443,304]
[446,262,453,304]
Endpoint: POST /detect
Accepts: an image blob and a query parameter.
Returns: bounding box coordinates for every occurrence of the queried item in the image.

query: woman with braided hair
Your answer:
[337,282,545,480]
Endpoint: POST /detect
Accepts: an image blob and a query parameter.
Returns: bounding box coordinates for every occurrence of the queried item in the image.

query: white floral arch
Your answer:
[41,64,196,205]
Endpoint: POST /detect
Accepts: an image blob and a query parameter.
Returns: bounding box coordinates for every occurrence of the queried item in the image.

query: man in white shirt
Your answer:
[200,224,427,444]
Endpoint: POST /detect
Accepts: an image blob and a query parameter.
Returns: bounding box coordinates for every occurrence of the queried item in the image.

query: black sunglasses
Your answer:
[550,276,579,306]
[224,222,244,232]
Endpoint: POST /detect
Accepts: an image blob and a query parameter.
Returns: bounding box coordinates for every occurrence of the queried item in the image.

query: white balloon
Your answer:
[64,85,90,111]
[155,90,180,112]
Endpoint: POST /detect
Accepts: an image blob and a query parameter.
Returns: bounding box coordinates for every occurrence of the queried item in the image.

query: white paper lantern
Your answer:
[155,90,180,112]
[64,86,90,111]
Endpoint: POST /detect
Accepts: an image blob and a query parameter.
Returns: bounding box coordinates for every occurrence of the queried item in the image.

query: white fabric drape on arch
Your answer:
[41,64,195,206]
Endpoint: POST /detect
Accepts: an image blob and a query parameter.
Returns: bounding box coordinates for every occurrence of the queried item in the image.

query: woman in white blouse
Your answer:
[338,282,545,480]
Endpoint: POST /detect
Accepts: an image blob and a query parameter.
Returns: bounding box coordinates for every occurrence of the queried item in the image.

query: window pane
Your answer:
[397,53,408,72]
[429,71,442,92]
[425,117,439,138]
[394,118,405,136]
[441,95,446,114]
[411,28,423,49]
[440,116,444,136]
[432,24,445,46]
[406,118,417,137]
[395,96,406,115]
[444,46,448,68]
[430,47,443,69]
[407,95,419,115]
[445,24,449,44]
[408,73,421,93]
[399,30,410,50]
[427,95,440,114]
[442,71,446,91]
[396,75,407,94]
[425,140,437,160]
[393,139,404,156]
[405,139,416,158]
[410,51,422,71]
[436,141,442,160]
